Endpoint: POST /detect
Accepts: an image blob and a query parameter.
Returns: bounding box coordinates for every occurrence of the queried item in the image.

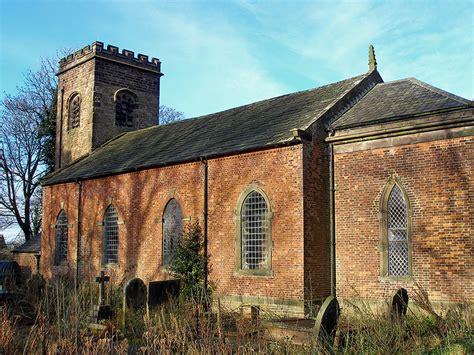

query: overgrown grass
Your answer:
[0,278,472,354]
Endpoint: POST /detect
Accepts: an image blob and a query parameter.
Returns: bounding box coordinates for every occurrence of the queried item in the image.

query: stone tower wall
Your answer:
[55,42,162,169]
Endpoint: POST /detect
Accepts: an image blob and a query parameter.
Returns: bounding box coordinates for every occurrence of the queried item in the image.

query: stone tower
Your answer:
[55,41,162,169]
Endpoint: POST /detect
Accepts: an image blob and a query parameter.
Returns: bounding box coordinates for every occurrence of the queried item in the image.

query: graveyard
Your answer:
[1,271,472,353]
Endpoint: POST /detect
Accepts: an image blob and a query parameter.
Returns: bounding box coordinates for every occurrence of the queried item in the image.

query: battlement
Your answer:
[58,41,162,74]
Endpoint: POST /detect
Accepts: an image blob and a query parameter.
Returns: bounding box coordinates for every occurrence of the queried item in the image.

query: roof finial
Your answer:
[368,44,377,71]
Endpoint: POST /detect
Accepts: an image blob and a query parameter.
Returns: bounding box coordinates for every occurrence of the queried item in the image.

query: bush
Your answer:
[169,222,207,301]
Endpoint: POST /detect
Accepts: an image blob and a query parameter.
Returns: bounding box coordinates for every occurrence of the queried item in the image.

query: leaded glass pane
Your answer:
[241,191,269,270]
[104,206,119,264]
[55,210,68,264]
[163,199,183,266]
[387,186,408,276]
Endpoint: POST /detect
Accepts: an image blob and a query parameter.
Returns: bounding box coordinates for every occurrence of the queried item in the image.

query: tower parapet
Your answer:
[58,41,162,75]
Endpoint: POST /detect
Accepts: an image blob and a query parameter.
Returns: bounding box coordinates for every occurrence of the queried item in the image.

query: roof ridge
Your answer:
[407,77,472,106]
[118,72,370,139]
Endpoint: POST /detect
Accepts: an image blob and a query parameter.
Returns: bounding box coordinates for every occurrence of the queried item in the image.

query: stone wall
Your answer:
[41,145,309,315]
[12,253,38,280]
[55,42,161,169]
[334,135,473,303]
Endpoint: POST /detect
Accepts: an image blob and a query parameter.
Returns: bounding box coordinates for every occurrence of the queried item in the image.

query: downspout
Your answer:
[58,87,65,169]
[75,180,82,290]
[200,157,208,293]
[328,130,336,297]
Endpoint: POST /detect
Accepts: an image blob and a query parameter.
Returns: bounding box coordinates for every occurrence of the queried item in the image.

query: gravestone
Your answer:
[125,278,147,310]
[389,288,409,319]
[148,279,180,308]
[89,271,113,325]
[314,296,340,342]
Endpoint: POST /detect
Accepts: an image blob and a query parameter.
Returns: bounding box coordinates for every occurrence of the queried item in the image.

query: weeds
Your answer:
[1,277,472,354]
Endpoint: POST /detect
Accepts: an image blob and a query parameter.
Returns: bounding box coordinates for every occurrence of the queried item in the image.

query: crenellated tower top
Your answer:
[58,41,162,75]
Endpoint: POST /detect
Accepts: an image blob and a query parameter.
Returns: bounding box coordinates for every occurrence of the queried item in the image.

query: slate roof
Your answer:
[332,78,472,129]
[12,236,41,254]
[42,73,369,185]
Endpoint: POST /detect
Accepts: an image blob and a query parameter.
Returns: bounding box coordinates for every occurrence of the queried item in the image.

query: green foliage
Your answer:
[38,87,57,173]
[169,222,207,301]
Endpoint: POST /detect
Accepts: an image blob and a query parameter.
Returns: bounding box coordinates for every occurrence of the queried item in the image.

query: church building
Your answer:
[40,42,473,316]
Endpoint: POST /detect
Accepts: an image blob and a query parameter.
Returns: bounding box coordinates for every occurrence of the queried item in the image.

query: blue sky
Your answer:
[1,0,473,119]
[0,1,473,240]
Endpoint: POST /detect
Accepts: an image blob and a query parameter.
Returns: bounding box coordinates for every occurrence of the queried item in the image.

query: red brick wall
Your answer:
[41,145,306,301]
[303,128,331,301]
[334,136,473,302]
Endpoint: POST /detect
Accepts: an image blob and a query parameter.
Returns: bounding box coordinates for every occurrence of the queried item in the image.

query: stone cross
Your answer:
[95,270,110,305]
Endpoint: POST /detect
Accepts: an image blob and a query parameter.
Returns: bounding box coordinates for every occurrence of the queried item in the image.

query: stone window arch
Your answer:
[162,198,183,266]
[380,177,412,277]
[114,89,138,127]
[54,209,68,265]
[103,205,119,265]
[67,92,81,129]
[235,185,273,276]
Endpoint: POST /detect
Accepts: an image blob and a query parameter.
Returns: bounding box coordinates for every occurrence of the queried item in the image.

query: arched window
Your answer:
[55,210,68,264]
[103,205,119,264]
[115,89,138,127]
[68,92,81,129]
[162,199,183,266]
[239,190,272,272]
[381,179,411,277]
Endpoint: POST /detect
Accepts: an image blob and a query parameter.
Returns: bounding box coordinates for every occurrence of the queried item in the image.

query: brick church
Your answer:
[40,42,473,315]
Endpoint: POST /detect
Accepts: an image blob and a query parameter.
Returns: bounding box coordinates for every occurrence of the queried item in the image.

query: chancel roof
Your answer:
[42,73,369,185]
[332,78,472,129]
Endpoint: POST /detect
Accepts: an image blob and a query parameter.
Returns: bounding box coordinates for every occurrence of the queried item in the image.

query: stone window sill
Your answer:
[234,269,274,278]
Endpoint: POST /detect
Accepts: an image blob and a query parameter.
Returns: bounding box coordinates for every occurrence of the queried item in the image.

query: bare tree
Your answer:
[159,105,185,124]
[0,58,57,241]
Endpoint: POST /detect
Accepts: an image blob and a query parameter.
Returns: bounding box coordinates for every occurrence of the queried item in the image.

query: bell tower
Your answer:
[55,41,163,169]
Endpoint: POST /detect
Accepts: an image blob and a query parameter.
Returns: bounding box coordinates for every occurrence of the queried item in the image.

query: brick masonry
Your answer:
[334,136,473,302]
[41,145,314,314]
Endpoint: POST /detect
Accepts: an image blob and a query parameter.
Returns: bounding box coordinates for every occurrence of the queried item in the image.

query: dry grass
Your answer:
[1,278,472,354]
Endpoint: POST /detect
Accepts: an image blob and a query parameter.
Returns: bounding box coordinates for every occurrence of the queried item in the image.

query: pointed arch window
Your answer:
[381,179,412,277]
[55,210,68,265]
[68,92,81,129]
[236,187,273,275]
[115,89,138,127]
[162,199,183,266]
[103,205,119,264]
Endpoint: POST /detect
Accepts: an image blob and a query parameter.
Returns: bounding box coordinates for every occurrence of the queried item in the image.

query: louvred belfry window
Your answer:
[162,199,183,266]
[387,185,409,276]
[115,89,137,127]
[103,205,119,264]
[241,191,270,270]
[68,93,81,129]
[55,210,68,264]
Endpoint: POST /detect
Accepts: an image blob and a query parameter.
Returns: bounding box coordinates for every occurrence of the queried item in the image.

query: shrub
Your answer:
[169,222,207,301]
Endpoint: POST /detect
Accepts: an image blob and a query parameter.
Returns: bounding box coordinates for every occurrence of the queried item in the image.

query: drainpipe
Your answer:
[328,130,336,297]
[200,158,208,294]
[58,87,65,169]
[75,180,82,290]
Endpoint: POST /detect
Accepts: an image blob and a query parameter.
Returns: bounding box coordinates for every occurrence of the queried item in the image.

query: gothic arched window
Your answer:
[103,205,119,264]
[162,199,183,266]
[68,92,81,129]
[380,179,412,277]
[55,210,68,264]
[115,89,138,127]
[238,188,272,274]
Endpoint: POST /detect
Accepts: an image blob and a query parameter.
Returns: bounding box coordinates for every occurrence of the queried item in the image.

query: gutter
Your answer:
[200,157,208,295]
[75,180,82,289]
[328,130,336,297]
[42,139,303,186]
